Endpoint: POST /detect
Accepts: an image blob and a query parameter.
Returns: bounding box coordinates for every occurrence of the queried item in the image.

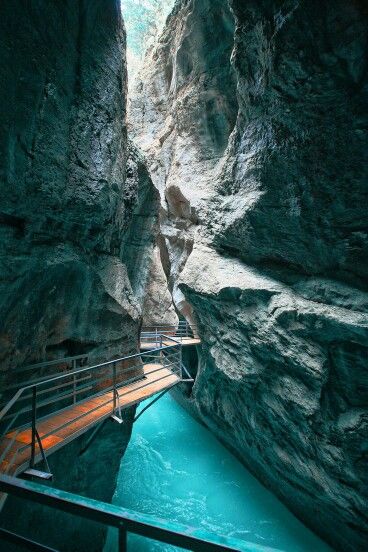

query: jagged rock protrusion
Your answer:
[130,0,237,319]
[134,1,368,550]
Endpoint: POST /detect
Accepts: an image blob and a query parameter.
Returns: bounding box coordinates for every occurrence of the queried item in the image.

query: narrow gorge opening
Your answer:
[0,2,367,552]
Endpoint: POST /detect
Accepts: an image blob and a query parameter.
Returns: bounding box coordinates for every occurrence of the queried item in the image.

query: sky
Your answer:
[120,0,176,87]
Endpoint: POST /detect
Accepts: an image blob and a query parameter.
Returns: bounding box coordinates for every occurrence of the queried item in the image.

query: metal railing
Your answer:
[0,353,90,407]
[0,337,183,477]
[0,474,268,552]
[141,320,198,346]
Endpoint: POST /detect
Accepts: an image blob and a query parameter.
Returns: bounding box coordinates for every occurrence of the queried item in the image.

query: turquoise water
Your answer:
[105,394,331,552]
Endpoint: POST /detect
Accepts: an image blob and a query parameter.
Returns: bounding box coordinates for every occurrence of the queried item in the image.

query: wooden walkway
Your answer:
[0,364,179,478]
[140,337,201,351]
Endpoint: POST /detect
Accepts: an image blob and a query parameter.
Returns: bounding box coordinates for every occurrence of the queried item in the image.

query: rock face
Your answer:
[132,1,368,550]
[142,244,178,326]
[130,0,237,317]
[0,0,158,382]
[0,1,157,550]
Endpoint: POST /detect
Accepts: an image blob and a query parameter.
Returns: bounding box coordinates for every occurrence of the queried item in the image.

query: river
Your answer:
[105,394,331,552]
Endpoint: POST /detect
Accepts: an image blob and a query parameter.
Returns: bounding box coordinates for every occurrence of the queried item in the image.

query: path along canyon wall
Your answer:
[131,1,368,550]
[0,2,158,550]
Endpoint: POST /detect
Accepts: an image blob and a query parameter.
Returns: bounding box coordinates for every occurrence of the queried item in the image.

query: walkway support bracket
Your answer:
[133,388,171,423]
[79,419,108,456]
[23,468,53,481]
[111,361,123,424]
[25,386,53,480]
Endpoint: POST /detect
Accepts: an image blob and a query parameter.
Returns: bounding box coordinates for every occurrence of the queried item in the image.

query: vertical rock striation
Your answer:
[0,2,158,550]
[0,0,158,381]
[133,0,368,550]
[131,0,237,318]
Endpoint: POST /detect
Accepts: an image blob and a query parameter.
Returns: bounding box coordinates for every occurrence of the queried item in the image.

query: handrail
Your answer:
[0,389,25,427]
[0,474,277,552]
[16,353,90,373]
[141,322,197,331]
[0,341,180,428]
[0,527,58,552]
[143,320,196,325]
[0,337,184,476]
[141,322,199,347]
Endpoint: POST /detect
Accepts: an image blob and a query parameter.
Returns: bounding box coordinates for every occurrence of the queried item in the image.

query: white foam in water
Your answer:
[104,394,332,552]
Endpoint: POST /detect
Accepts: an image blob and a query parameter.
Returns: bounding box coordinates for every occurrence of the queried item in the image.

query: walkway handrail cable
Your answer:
[0,349,181,428]
[0,351,181,434]
[15,353,90,374]
[13,363,179,454]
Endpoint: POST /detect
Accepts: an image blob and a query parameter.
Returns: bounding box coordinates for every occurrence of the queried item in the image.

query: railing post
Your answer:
[179,344,183,379]
[155,327,158,348]
[118,525,127,552]
[72,359,77,404]
[25,385,52,478]
[111,361,123,424]
[112,362,117,413]
[30,386,37,468]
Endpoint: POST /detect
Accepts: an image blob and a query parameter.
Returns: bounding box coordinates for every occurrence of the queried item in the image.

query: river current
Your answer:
[105,394,331,552]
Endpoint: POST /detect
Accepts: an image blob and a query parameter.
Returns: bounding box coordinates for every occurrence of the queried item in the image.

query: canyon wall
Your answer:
[132,1,368,550]
[0,1,156,550]
[130,0,237,320]
[0,0,158,384]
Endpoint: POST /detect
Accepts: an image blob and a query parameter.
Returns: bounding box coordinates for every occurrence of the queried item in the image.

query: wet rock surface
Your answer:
[0,2,157,550]
[0,0,157,378]
[134,1,368,550]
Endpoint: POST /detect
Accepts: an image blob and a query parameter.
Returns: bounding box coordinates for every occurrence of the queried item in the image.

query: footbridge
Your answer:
[140,320,201,350]
[0,336,191,480]
[0,334,273,552]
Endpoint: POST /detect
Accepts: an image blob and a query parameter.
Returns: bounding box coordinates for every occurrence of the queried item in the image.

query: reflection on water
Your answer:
[105,394,331,552]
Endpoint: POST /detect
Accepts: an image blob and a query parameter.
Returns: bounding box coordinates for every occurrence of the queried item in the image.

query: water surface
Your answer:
[105,394,331,551]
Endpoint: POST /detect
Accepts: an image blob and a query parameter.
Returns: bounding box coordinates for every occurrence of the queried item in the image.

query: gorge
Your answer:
[0,1,367,551]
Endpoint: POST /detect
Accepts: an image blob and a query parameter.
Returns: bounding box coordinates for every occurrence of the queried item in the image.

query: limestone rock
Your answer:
[142,245,178,326]
[208,0,368,291]
[130,0,238,318]
[0,0,157,381]
[134,1,368,550]
[179,243,368,551]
